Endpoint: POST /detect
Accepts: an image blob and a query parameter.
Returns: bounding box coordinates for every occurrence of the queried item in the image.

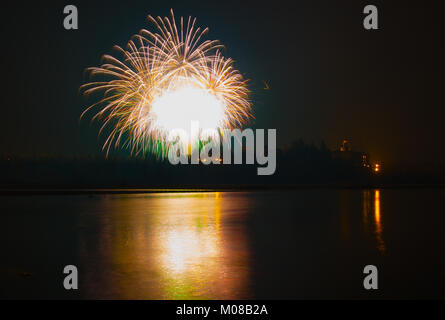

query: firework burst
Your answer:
[81,9,252,157]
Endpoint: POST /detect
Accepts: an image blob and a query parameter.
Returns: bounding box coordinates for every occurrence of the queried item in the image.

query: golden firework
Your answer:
[81,9,252,157]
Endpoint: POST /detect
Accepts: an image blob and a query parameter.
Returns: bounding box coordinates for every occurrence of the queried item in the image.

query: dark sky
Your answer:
[1,0,443,166]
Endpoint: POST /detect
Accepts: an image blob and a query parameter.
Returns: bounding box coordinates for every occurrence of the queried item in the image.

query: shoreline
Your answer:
[1,184,445,195]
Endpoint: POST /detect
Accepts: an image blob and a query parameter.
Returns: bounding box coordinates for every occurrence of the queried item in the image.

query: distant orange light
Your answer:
[373,163,381,173]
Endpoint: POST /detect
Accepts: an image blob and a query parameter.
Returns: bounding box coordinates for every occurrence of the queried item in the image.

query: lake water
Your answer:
[1,189,445,299]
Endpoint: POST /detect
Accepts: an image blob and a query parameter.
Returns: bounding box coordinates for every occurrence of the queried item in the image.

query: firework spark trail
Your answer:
[81,9,253,157]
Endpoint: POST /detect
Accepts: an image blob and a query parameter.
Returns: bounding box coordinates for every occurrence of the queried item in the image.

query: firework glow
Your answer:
[81,9,252,157]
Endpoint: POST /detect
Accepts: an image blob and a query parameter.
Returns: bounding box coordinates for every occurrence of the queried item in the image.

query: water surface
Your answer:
[1,189,444,299]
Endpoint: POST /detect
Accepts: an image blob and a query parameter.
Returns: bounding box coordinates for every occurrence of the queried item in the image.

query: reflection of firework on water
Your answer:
[81,9,252,157]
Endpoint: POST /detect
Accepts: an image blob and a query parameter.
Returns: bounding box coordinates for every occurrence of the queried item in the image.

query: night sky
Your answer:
[1,0,443,167]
